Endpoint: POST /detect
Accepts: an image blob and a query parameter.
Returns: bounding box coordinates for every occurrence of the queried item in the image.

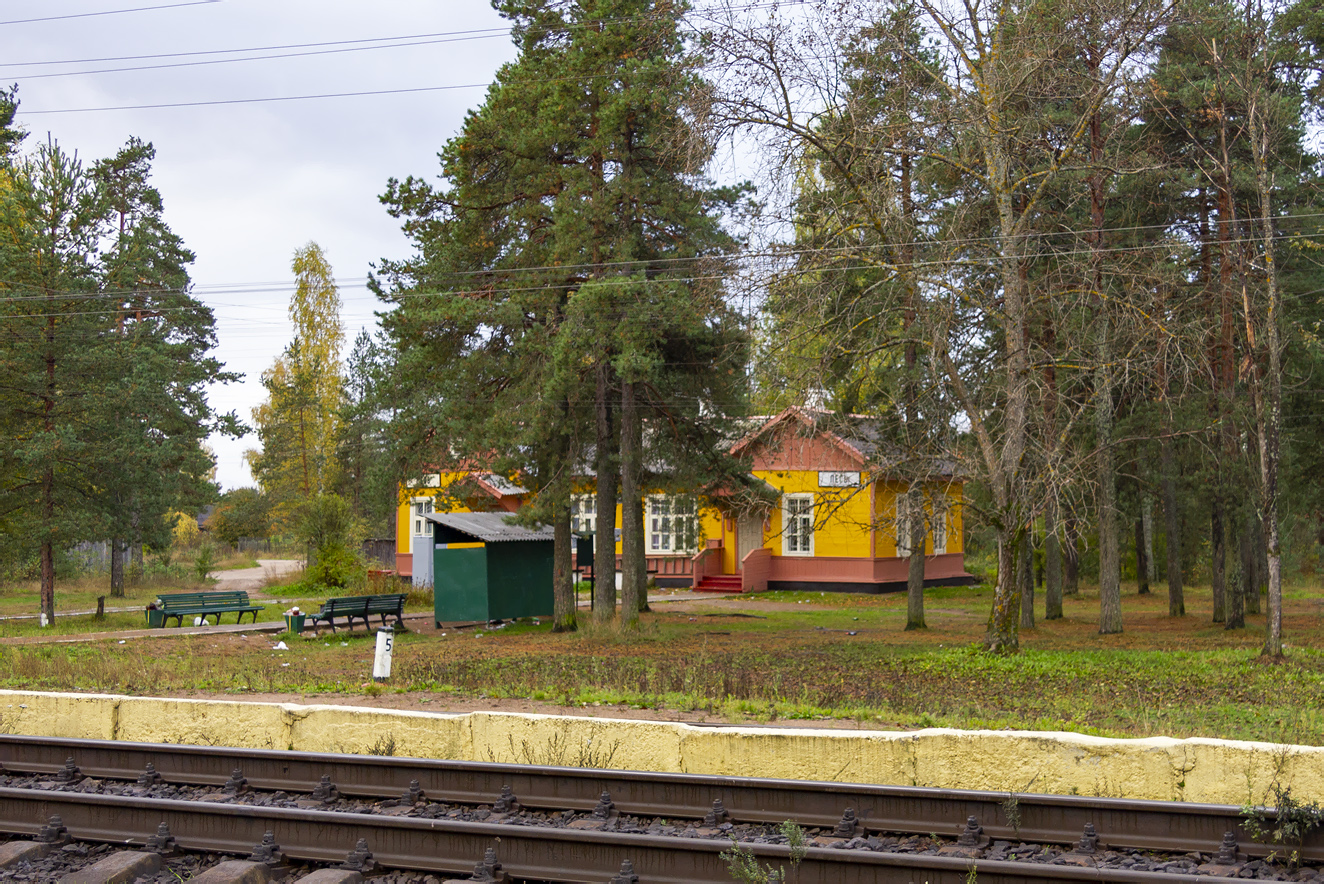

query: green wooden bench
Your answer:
[154,591,265,627]
[308,593,407,634]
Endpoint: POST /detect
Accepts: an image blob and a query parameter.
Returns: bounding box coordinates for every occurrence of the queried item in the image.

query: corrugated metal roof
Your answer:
[423,511,556,542]
[477,473,528,495]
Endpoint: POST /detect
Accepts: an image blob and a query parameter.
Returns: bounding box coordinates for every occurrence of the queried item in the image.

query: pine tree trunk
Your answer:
[1142,496,1156,587]
[1020,528,1035,629]
[593,363,617,619]
[1135,519,1149,595]
[1064,515,1081,595]
[1161,435,1185,615]
[619,381,645,628]
[905,485,926,630]
[1251,107,1284,658]
[552,499,576,632]
[1225,511,1244,630]
[109,539,125,598]
[40,539,55,626]
[1211,505,1226,622]
[1044,500,1062,620]
[1097,324,1122,634]
[1143,497,1154,587]
[1241,519,1260,616]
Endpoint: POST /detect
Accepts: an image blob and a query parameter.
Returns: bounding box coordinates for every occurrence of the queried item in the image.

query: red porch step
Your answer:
[693,574,744,594]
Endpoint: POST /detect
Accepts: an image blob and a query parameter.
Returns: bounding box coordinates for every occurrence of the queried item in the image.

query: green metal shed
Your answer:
[425,512,556,625]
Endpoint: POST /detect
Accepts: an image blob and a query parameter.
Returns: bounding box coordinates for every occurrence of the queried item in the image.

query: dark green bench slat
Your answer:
[309,593,406,633]
[153,591,265,627]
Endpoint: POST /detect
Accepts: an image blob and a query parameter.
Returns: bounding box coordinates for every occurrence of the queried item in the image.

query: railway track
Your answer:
[0,734,1316,883]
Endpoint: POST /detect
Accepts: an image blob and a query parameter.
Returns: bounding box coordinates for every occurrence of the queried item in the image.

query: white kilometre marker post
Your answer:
[372,626,394,683]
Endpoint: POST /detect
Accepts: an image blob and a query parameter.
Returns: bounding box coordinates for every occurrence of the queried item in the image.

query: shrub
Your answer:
[194,545,215,582]
[304,542,366,592]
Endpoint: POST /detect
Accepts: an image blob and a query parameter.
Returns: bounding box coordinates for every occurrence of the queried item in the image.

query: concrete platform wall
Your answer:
[0,689,1319,806]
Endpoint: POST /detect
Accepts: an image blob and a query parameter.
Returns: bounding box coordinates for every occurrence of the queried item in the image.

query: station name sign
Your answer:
[818,470,861,488]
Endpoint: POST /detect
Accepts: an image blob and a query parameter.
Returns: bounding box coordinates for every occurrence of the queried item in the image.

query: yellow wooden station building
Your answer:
[396,407,970,593]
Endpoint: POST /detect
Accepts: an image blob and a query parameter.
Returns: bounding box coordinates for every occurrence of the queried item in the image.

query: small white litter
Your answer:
[272,641,289,650]
[117,640,126,644]
[194,616,203,626]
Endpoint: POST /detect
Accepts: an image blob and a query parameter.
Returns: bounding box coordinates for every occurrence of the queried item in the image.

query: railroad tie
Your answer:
[56,850,161,884]
[0,841,49,871]
[185,859,273,883]
[296,871,365,884]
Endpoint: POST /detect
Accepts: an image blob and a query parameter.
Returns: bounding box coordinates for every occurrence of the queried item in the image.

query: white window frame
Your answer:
[896,491,920,558]
[411,497,434,537]
[782,494,814,557]
[930,491,948,555]
[571,493,597,536]
[647,494,698,554]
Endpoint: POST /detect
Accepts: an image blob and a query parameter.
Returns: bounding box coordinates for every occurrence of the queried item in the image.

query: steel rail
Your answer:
[0,735,1313,863]
[0,786,1247,884]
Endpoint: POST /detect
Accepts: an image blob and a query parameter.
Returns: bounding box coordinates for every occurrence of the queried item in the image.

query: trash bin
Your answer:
[283,613,306,634]
[145,607,164,628]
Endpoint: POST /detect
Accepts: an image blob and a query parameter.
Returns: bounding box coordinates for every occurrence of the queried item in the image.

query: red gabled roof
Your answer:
[730,406,870,467]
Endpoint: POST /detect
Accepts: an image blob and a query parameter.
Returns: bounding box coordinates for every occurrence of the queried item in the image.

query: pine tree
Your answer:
[379,0,750,630]
[91,138,234,596]
[0,135,235,618]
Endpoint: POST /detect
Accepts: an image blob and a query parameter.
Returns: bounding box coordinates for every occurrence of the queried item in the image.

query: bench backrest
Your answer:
[320,593,406,612]
[158,591,250,608]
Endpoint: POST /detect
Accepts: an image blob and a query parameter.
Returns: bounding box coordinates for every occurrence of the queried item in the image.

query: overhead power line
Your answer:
[0,218,1320,306]
[0,33,508,81]
[1,27,510,67]
[13,1,786,114]
[22,82,495,115]
[0,1,219,27]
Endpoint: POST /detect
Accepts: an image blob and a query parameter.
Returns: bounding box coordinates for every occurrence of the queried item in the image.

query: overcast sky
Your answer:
[1,0,521,490]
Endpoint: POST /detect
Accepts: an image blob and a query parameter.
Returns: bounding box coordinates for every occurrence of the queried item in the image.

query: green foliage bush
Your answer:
[304,541,366,592]
[194,545,215,582]
[291,494,367,594]
[209,488,272,545]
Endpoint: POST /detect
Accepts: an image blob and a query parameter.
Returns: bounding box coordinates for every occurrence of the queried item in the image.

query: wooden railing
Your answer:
[691,544,722,584]
[741,547,771,593]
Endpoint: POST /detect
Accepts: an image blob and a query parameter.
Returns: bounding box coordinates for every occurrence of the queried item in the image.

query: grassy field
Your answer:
[0,549,262,615]
[0,577,1318,744]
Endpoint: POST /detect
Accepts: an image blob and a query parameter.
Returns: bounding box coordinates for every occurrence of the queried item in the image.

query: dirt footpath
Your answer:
[214,559,302,598]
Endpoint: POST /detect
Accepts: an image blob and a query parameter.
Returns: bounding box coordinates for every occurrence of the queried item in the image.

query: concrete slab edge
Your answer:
[0,689,1318,806]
